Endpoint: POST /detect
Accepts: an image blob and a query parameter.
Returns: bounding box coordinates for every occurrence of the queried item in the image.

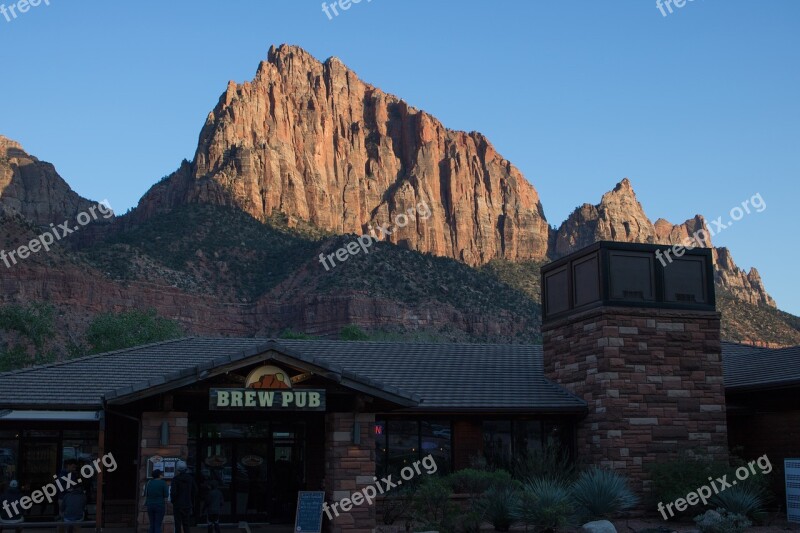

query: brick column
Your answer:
[543,307,728,496]
[137,411,189,533]
[325,412,376,533]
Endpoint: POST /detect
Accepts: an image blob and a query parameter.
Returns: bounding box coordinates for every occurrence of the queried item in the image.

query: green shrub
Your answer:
[479,486,519,532]
[447,468,514,496]
[570,467,638,521]
[511,444,580,484]
[86,308,183,353]
[514,478,575,532]
[647,451,730,513]
[380,482,415,526]
[694,508,751,533]
[339,324,370,340]
[710,484,765,519]
[411,477,457,533]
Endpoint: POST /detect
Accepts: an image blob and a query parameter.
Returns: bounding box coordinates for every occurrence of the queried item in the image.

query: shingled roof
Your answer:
[0,338,587,413]
[722,342,800,391]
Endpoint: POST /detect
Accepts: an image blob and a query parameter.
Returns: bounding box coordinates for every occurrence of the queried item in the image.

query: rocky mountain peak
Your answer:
[137,44,551,266]
[0,136,97,226]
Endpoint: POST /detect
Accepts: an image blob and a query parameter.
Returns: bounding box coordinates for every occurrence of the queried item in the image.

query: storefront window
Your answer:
[377,420,452,478]
[483,421,512,468]
[420,421,451,474]
[0,433,18,489]
[374,421,387,477]
[513,421,543,456]
[387,420,418,473]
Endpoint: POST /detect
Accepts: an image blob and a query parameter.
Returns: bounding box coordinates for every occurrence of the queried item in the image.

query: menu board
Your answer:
[147,455,181,479]
[294,491,325,533]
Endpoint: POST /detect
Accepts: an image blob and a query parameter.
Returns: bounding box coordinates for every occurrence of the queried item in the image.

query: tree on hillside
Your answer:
[0,303,57,371]
[339,324,370,341]
[86,309,183,354]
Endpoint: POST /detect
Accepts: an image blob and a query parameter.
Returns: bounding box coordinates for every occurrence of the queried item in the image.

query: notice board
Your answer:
[294,491,325,533]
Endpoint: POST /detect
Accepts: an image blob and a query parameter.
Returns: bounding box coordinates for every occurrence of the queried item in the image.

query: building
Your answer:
[0,242,797,532]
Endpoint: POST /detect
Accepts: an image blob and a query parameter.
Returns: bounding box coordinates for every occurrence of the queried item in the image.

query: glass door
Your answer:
[235,441,270,520]
[19,440,59,519]
[270,424,305,523]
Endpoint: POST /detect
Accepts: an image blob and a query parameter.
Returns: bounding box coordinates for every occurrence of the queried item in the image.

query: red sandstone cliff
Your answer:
[554,178,775,307]
[135,45,551,266]
[0,135,98,226]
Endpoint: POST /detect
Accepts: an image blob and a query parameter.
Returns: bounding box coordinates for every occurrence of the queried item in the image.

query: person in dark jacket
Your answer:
[205,481,223,533]
[0,480,24,532]
[60,477,86,533]
[170,461,197,533]
[144,469,169,533]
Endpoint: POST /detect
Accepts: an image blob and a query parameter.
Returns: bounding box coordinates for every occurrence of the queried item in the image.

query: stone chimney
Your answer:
[541,242,728,496]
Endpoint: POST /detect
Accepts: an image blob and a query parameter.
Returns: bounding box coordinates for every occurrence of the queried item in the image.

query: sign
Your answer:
[209,388,326,411]
[294,491,325,533]
[147,455,181,479]
[211,364,325,411]
[787,458,800,523]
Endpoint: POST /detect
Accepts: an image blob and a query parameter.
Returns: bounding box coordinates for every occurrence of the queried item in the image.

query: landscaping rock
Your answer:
[581,520,617,533]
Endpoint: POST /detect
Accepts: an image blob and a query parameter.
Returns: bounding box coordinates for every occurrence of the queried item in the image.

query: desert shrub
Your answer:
[514,478,575,532]
[277,329,316,339]
[380,482,415,526]
[479,486,519,532]
[511,444,580,484]
[647,451,730,512]
[694,508,751,533]
[570,467,638,521]
[86,308,182,353]
[710,484,765,520]
[411,476,457,533]
[339,324,370,340]
[447,468,514,496]
[457,509,485,533]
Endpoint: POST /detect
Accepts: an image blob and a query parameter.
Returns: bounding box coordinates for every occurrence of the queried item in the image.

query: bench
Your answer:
[0,521,96,532]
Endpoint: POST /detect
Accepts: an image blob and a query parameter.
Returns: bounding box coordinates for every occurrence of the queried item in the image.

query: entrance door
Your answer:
[19,440,59,518]
[194,421,306,524]
[270,424,305,523]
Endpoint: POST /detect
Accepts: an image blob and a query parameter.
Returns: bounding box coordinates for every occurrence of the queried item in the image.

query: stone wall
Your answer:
[543,306,728,495]
[324,412,377,533]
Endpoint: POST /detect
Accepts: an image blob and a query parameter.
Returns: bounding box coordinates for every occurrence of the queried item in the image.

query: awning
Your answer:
[0,410,102,421]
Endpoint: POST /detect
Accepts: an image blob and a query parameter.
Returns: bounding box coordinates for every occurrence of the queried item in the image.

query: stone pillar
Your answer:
[324,412,376,533]
[543,307,728,496]
[137,411,189,533]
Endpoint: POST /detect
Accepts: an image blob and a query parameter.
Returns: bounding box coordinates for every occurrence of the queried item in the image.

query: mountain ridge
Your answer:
[0,44,794,353]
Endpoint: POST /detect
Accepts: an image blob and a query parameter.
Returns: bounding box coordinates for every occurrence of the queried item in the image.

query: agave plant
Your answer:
[514,478,576,532]
[479,485,520,532]
[710,483,765,519]
[570,467,639,521]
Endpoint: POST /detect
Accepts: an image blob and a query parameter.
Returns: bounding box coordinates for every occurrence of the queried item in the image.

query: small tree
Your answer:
[339,324,370,340]
[0,302,57,370]
[86,309,183,353]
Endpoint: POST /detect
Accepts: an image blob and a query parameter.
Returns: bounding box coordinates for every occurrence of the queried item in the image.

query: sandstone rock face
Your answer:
[554,178,775,308]
[0,136,99,226]
[136,45,551,266]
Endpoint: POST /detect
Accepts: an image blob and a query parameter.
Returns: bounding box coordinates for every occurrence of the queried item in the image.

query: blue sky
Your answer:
[1,0,798,314]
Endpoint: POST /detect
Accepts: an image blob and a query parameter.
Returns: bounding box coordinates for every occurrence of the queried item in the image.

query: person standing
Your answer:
[144,469,169,533]
[170,461,197,533]
[0,480,24,533]
[60,475,87,533]
[205,481,223,533]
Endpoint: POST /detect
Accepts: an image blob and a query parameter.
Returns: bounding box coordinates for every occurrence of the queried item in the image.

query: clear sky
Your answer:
[1,0,798,314]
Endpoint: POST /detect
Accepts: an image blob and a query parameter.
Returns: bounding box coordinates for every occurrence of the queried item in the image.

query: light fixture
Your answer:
[160,421,169,446]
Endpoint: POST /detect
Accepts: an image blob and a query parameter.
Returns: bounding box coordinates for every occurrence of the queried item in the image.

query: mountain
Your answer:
[0,135,97,225]
[135,45,550,266]
[554,178,775,308]
[1,45,797,353]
